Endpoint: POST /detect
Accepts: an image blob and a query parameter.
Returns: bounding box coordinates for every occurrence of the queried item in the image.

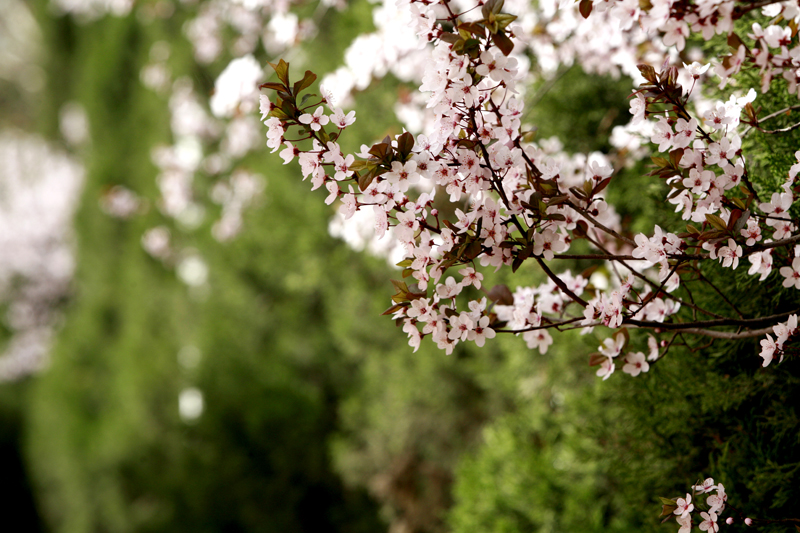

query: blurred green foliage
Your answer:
[14,0,403,531]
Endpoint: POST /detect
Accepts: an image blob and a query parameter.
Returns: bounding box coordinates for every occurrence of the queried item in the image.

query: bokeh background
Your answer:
[1,0,799,532]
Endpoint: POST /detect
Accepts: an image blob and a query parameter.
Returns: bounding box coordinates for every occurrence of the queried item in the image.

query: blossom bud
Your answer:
[726,517,734,525]
[431,209,439,217]
[745,518,753,526]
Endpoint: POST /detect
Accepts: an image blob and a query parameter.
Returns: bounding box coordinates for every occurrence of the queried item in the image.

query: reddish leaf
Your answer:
[492,30,514,56]
[382,303,407,316]
[487,284,514,305]
[588,353,606,367]
[396,131,415,159]
[579,0,593,18]
[593,177,612,196]
[260,82,286,91]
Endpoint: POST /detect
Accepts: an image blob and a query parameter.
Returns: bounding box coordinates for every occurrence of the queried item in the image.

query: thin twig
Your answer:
[624,308,798,330]
[565,200,636,246]
[537,257,589,307]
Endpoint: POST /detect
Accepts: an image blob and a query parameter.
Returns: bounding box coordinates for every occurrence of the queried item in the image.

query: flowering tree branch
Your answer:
[253,0,800,526]
[260,0,800,377]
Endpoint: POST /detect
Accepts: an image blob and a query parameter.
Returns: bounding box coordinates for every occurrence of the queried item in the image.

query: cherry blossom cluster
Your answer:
[660,476,800,531]
[577,0,800,102]
[662,478,730,533]
[759,313,798,366]
[0,132,84,381]
[184,0,330,66]
[261,2,800,379]
[261,0,800,381]
[587,329,661,380]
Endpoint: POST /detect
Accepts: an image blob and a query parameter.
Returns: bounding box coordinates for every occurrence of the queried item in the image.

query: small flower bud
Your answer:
[431,209,439,217]
[726,517,734,525]
[745,518,753,526]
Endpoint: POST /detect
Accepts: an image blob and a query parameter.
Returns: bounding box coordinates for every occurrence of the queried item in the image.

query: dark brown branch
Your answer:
[585,236,727,320]
[747,232,800,252]
[537,257,589,307]
[496,316,584,333]
[565,200,636,246]
[676,326,773,339]
[743,105,800,137]
[695,270,745,319]
[624,308,798,330]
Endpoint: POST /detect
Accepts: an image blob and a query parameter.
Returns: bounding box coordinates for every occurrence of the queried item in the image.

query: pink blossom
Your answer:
[298,106,330,131]
[779,256,800,289]
[623,352,650,377]
[596,357,615,380]
[693,478,717,493]
[699,511,719,533]
[674,493,694,518]
[524,329,553,354]
[330,108,356,129]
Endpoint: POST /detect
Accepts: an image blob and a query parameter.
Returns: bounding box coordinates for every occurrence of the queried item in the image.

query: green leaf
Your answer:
[481,0,504,19]
[494,13,517,30]
[348,160,371,172]
[299,93,316,107]
[705,213,727,231]
[268,108,289,120]
[269,59,290,86]
[457,22,486,37]
[464,38,482,58]
[651,155,668,168]
[390,279,409,294]
[293,70,317,96]
[280,99,294,118]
